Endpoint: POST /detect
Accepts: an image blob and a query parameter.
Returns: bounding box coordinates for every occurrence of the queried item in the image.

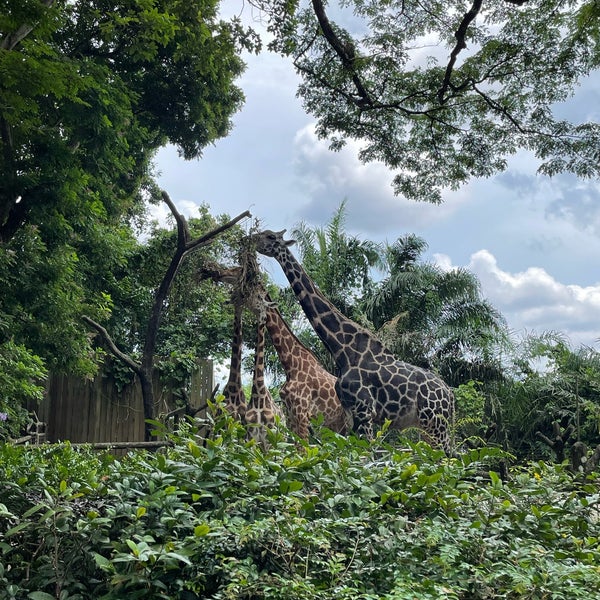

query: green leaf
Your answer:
[5,522,30,537]
[194,524,210,537]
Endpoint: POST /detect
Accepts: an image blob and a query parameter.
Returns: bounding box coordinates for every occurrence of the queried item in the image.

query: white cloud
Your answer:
[292,124,468,236]
[434,249,600,349]
[146,198,201,229]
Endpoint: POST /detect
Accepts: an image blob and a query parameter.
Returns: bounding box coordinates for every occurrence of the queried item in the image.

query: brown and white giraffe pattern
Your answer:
[244,313,286,447]
[248,287,348,439]
[251,230,455,455]
[221,301,247,422]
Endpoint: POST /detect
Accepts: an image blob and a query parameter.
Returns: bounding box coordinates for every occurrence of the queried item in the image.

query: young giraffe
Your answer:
[212,266,348,439]
[250,230,455,454]
[250,286,348,439]
[220,300,247,422]
[244,311,286,447]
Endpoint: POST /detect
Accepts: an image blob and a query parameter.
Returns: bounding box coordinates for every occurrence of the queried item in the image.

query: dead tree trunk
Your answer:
[84,191,250,441]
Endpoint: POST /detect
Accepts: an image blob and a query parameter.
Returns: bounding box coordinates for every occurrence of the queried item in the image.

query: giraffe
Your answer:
[248,286,348,439]
[250,230,455,454]
[244,311,286,447]
[207,265,347,439]
[220,299,247,422]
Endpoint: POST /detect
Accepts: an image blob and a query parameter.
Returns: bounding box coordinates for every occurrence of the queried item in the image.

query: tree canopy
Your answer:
[0,0,258,376]
[362,233,510,386]
[0,0,257,241]
[256,0,600,202]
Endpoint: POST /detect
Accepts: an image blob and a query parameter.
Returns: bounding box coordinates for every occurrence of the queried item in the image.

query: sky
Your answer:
[154,8,600,353]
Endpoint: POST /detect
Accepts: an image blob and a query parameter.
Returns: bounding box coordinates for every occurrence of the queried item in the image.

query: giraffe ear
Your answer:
[274,228,296,246]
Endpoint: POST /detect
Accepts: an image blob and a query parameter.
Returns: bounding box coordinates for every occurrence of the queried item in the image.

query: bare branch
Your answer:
[438,0,483,104]
[161,190,191,245]
[82,315,142,376]
[185,210,251,254]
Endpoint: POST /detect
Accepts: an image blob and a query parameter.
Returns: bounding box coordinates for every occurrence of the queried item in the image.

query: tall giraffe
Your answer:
[249,287,348,439]
[220,300,247,422]
[251,230,455,454]
[244,311,286,447]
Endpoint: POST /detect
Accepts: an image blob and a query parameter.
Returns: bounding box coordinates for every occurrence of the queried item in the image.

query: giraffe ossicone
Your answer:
[250,229,455,455]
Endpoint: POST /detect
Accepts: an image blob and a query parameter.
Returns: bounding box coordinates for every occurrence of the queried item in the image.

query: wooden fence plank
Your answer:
[29,360,213,444]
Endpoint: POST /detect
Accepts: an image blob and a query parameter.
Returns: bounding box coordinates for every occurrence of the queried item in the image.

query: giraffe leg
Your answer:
[421,414,453,455]
[337,379,376,440]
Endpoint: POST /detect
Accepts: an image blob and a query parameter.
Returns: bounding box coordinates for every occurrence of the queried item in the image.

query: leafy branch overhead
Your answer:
[259,0,600,202]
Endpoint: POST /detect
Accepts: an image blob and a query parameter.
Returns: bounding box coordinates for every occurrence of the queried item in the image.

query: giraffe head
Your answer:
[250,230,295,258]
[199,263,242,286]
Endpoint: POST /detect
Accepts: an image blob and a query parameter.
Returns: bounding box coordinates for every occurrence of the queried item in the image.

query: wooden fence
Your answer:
[30,361,213,445]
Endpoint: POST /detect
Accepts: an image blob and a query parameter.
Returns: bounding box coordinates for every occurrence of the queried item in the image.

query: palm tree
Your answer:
[497,333,600,460]
[291,199,385,319]
[286,200,385,371]
[361,234,511,387]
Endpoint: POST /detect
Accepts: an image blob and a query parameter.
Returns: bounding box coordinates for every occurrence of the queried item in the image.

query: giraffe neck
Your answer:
[274,245,383,366]
[263,304,318,375]
[226,304,243,388]
[251,317,268,404]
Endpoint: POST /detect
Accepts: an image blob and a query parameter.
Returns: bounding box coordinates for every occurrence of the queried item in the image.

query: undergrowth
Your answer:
[1,415,599,599]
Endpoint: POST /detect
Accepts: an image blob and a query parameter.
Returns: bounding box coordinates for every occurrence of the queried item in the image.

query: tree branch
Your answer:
[161,189,190,246]
[82,315,142,377]
[0,0,56,51]
[310,0,374,107]
[185,209,251,254]
[438,0,483,104]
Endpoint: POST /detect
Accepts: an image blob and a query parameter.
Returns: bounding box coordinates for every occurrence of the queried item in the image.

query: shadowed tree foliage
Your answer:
[254,0,600,202]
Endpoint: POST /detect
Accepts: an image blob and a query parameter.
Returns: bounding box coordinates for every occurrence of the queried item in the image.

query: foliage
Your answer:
[453,379,489,447]
[103,205,246,384]
[361,233,510,386]
[291,200,384,319]
[288,200,384,370]
[0,225,112,375]
[0,0,257,377]
[0,340,47,440]
[257,0,600,202]
[492,334,600,460]
[1,417,600,598]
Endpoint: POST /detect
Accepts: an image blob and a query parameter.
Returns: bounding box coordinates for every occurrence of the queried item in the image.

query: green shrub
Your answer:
[0,341,47,440]
[1,416,599,599]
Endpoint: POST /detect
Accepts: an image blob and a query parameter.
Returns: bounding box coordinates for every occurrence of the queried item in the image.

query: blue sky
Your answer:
[155,14,600,352]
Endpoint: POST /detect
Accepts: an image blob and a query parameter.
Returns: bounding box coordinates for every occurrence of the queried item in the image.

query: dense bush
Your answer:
[1,416,600,599]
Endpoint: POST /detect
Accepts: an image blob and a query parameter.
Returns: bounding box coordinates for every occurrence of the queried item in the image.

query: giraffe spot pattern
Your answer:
[253,229,455,455]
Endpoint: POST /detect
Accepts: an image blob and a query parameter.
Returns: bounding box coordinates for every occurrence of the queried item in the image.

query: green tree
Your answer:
[83,196,250,439]
[291,199,384,318]
[288,200,384,370]
[0,340,46,440]
[495,333,600,460]
[0,0,257,376]
[361,233,510,387]
[257,0,600,202]
[0,0,257,241]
